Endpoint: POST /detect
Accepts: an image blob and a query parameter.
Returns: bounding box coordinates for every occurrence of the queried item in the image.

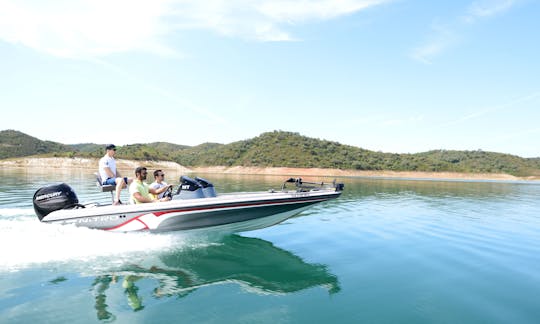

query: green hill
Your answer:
[1,129,539,177]
[174,131,368,168]
[0,130,73,159]
[529,157,540,169]
[70,143,103,153]
[172,131,540,177]
[411,150,540,176]
[114,142,189,161]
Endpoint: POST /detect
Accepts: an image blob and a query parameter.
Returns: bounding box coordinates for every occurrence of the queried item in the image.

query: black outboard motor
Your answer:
[175,176,205,199]
[195,177,217,198]
[33,183,79,221]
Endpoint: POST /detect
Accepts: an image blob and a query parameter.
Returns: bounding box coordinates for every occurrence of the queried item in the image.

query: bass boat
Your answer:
[33,177,344,233]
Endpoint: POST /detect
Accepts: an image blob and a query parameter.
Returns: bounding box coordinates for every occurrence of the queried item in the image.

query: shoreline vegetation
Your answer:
[2,130,540,180]
[1,157,538,182]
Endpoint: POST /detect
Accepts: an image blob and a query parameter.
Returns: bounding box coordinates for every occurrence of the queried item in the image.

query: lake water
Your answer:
[1,169,539,323]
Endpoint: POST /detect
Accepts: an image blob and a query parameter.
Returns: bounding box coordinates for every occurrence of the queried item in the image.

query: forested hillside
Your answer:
[1,129,539,177]
[172,131,540,177]
[0,130,72,159]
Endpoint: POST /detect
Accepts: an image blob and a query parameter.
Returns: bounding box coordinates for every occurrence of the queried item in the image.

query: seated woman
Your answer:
[129,167,172,204]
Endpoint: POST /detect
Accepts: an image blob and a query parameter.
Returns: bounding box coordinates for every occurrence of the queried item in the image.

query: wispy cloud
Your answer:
[0,0,389,59]
[410,0,519,64]
[463,0,518,22]
[440,90,540,127]
[257,0,387,22]
[0,0,174,58]
[410,23,457,65]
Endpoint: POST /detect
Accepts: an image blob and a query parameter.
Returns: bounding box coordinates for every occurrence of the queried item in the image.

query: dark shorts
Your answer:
[103,177,128,186]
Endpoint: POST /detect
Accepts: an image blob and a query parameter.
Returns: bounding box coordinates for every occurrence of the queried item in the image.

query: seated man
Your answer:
[149,169,172,200]
[98,144,132,205]
[129,166,172,204]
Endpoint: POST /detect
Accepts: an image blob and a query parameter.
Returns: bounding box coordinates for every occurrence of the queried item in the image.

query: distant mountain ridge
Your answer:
[1,129,539,177]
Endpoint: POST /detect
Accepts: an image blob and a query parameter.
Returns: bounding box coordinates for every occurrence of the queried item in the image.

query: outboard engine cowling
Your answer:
[174,176,204,199]
[33,183,79,221]
[195,177,217,198]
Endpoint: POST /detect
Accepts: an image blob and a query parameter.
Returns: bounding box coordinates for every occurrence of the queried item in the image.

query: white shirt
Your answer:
[99,155,117,182]
[149,181,168,199]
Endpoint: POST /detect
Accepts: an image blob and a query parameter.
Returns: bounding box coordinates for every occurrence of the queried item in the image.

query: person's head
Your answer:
[105,144,116,156]
[153,170,165,182]
[135,166,148,180]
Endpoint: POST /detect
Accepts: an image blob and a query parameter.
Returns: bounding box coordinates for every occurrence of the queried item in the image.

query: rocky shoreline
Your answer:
[0,157,537,181]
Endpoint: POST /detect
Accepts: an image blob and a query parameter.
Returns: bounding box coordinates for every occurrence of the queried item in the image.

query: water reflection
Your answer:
[92,274,145,321]
[92,276,117,322]
[88,234,340,320]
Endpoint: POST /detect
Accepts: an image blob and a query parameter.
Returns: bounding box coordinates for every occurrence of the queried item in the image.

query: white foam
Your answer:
[0,215,194,272]
[0,208,34,218]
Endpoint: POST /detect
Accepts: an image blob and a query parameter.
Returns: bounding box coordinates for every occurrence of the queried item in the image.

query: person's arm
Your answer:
[103,166,116,179]
[149,185,173,195]
[133,192,157,203]
[149,185,173,201]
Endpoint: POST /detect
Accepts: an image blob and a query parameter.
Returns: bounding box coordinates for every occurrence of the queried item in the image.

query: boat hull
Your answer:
[41,190,341,233]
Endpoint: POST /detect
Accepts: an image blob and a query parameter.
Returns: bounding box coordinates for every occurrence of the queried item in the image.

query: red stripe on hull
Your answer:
[104,195,333,232]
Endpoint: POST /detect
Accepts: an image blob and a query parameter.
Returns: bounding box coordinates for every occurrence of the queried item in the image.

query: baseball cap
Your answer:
[105,144,116,150]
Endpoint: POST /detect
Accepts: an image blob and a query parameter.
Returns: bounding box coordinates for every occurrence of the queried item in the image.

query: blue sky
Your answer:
[1,0,539,157]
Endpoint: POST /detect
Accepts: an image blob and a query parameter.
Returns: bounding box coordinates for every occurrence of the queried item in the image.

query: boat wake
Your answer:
[0,208,214,272]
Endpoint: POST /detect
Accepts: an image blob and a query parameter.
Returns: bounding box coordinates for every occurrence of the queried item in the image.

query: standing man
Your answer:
[129,166,172,204]
[98,144,131,205]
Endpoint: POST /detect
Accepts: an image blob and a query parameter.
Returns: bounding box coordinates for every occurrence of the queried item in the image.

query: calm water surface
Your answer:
[0,169,539,323]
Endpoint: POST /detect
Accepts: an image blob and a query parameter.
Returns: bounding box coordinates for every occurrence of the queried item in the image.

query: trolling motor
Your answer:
[282,178,344,192]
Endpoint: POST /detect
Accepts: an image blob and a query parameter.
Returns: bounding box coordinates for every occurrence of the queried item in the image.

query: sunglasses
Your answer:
[159,174,165,177]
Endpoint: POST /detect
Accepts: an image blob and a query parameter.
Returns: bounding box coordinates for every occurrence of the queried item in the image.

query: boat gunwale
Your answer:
[42,189,342,222]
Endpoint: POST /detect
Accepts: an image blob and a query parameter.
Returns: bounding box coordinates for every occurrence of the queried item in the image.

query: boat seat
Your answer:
[95,173,116,203]
[94,173,115,192]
